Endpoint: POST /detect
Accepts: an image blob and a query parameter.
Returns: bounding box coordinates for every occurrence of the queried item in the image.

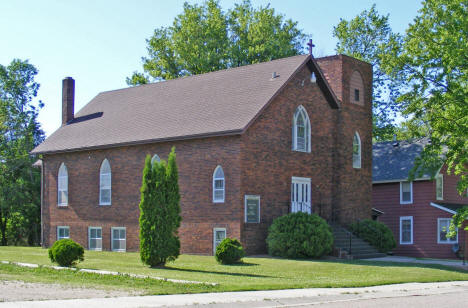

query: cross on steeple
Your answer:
[307,39,315,56]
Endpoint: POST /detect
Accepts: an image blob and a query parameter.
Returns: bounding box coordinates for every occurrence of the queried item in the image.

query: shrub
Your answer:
[350,219,396,253]
[266,212,333,259]
[48,239,84,267]
[215,238,245,264]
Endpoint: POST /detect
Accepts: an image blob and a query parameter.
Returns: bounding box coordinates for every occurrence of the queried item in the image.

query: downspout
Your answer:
[40,159,44,247]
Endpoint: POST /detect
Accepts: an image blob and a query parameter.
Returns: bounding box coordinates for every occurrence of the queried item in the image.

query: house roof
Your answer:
[430,202,467,214]
[32,54,339,154]
[372,138,431,183]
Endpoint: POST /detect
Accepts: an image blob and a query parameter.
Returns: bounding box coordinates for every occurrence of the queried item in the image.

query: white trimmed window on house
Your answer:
[353,132,361,169]
[400,181,413,204]
[57,163,68,206]
[213,228,226,254]
[245,195,260,223]
[57,226,69,240]
[292,105,311,152]
[213,165,225,203]
[437,218,457,244]
[88,227,102,250]
[111,227,126,252]
[99,159,112,205]
[400,216,413,244]
[436,174,444,200]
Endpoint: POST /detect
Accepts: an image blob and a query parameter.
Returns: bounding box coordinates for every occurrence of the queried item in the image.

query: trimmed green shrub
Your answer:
[350,219,396,253]
[48,239,84,267]
[266,212,333,259]
[215,238,245,264]
[139,147,181,267]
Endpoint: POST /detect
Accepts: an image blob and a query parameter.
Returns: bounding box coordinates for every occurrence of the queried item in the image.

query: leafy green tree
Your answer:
[127,0,306,84]
[0,59,44,246]
[138,148,181,267]
[384,0,467,192]
[333,5,406,141]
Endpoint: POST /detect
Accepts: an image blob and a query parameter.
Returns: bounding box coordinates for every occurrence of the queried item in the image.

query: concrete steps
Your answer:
[331,224,386,259]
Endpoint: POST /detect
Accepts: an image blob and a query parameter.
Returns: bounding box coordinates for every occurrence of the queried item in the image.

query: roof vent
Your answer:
[392,134,399,147]
[271,72,279,79]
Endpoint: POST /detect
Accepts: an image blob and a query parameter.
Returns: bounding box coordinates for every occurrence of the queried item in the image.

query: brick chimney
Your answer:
[62,77,75,125]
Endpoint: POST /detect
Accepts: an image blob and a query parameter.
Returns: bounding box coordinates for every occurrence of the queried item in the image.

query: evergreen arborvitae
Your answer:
[138,148,181,267]
[138,155,156,265]
[165,147,181,262]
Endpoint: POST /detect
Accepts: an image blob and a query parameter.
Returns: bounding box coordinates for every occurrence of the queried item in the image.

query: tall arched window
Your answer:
[353,132,361,169]
[151,154,160,166]
[57,163,68,206]
[99,159,112,205]
[292,106,311,152]
[213,166,225,203]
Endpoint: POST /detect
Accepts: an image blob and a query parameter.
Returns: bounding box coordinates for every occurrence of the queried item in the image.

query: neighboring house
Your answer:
[32,54,373,255]
[373,139,468,259]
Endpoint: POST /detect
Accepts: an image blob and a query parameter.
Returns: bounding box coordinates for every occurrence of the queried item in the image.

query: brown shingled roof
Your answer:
[32,54,338,154]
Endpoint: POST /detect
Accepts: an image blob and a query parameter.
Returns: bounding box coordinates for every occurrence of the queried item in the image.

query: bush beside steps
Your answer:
[48,239,84,267]
[215,238,245,264]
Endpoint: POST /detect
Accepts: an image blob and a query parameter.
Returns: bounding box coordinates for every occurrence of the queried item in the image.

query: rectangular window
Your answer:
[438,218,457,244]
[245,195,260,223]
[213,228,226,254]
[354,89,360,101]
[57,226,69,240]
[436,174,443,200]
[88,227,102,251]
[111,227,126,252]
[400,181,413,204]
[400,216,413,244]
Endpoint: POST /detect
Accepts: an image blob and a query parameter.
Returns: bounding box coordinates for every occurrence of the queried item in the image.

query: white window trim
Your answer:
[111,227,126,252]
[353,132,361,169]
[292,105,311,153]
[99,159,112,206]
[88,226,102,251]
[244,195,260,223]
[212,165,225,203]
[400,216,413,245]
[400,181,413,204]
[57,163,68,206]
[57,226,70,240]
[213,228,226,255]
[436,174,444,201]
[437,218,458,244]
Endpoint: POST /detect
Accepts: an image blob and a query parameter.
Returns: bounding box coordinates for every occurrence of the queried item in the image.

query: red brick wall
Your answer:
[373,180,467,259]
[239,56,373,254]
[42,136,242,254]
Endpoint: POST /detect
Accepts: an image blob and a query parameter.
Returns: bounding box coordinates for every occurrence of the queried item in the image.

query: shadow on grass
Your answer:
[161,265,274,278]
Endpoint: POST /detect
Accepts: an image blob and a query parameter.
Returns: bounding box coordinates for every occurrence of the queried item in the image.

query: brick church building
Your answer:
[32,54,373,255]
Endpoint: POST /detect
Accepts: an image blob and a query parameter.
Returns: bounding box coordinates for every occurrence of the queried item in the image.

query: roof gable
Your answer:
[32,55,339,154]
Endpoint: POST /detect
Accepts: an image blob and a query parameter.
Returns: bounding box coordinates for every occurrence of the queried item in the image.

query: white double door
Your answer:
[291,177,311,214]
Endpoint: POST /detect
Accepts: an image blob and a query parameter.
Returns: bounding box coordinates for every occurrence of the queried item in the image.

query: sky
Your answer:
[0,0,422,136]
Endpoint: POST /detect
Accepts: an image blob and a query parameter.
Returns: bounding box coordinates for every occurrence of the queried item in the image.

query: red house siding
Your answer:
[373,168,468,259]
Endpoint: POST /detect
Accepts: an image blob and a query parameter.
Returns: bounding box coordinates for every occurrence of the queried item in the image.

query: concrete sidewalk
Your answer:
[364,255,468,269]
[2,281,468,308]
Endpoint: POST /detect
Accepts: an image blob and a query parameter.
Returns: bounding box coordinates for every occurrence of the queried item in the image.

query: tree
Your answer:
[138,148,181,267]
[0,59,44,246]
[383,0,467,192]
[333,5,406,141]
[127,0,306,84]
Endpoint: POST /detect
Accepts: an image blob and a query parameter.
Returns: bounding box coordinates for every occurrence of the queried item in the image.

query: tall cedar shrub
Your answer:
[139,148,181,267]
[266,212,333,259]
[350,219,396,253]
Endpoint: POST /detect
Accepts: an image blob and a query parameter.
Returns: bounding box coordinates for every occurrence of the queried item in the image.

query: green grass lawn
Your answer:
[1,246,467,295]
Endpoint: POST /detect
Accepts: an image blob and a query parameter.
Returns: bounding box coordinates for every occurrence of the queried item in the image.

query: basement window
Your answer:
[57,226,69,240]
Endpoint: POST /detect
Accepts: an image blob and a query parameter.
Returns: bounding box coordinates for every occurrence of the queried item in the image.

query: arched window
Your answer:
[213,166,225,203]
[292,106,311,152]
[99,159,112,205]
[353,132,361,168]
[151,154,160,166]
[57,163,68,206]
